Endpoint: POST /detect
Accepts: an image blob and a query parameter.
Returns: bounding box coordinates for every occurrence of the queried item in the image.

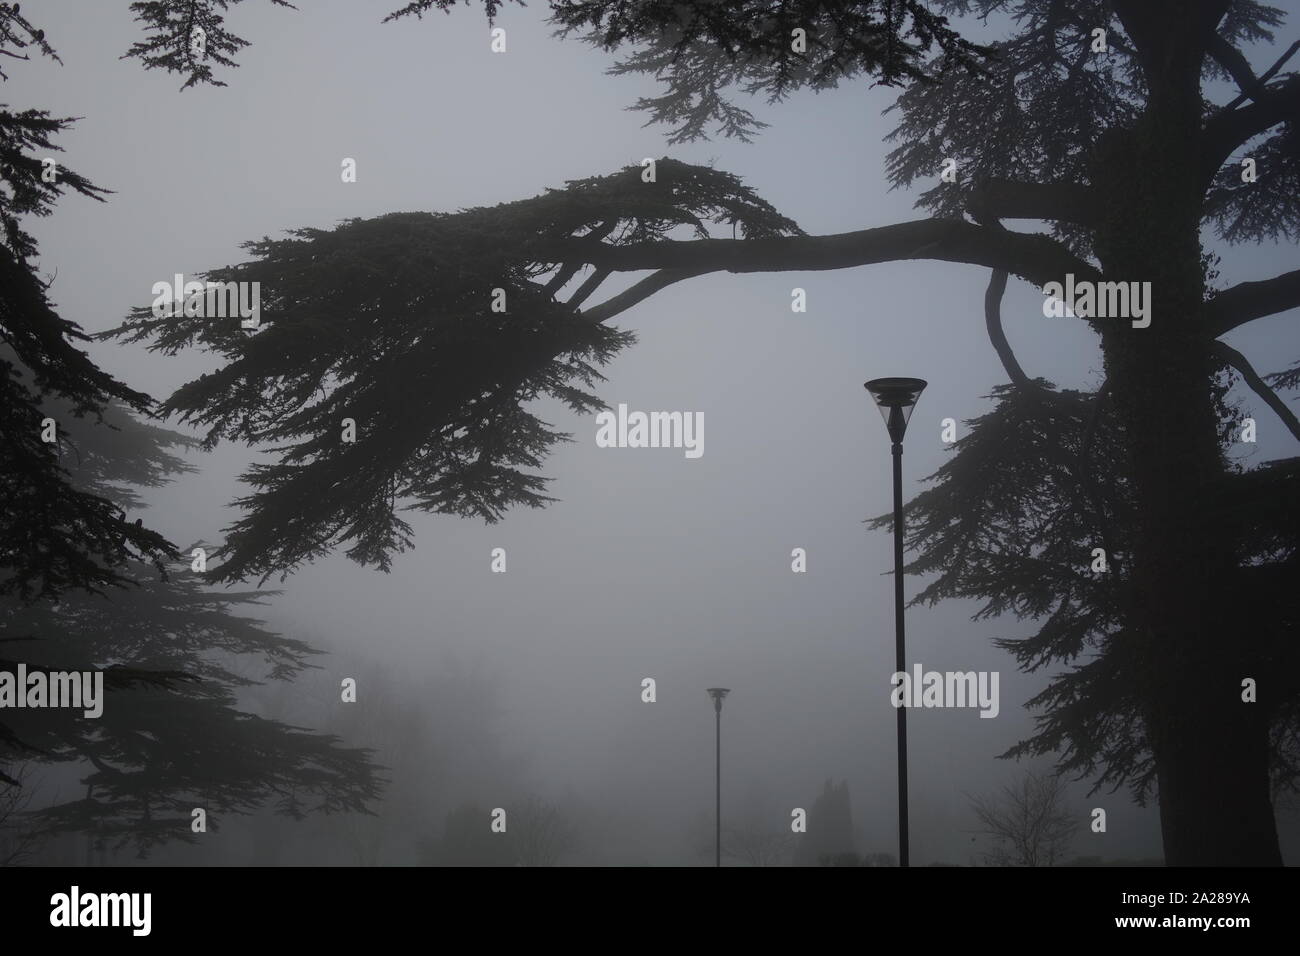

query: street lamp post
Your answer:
[707,687,730,867]
[864,377,927,869]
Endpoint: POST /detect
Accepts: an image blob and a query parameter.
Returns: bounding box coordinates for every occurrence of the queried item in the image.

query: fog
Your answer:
[6,0,1299,865]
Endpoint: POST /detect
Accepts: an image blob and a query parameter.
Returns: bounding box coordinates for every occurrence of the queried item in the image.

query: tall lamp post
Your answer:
[707,687,730,867]
[864,377,927,869]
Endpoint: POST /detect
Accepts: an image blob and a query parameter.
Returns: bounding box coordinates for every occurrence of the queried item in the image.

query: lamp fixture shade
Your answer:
[864,377,928,443]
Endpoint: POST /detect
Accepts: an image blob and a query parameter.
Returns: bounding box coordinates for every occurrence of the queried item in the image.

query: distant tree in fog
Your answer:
[793,779,855,867]
[721,822,792,867]
[968,770,1080,867]
[513,794,578,866]
[0,762,43,865]
[421,803,515,867]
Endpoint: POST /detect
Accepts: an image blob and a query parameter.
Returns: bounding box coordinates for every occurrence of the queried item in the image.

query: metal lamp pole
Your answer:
[707,687,730,867]
[865,377,927,868]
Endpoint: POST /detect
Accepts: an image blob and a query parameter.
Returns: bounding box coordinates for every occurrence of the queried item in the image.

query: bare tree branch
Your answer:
[1201,75,1300,184]
[541,219,617,298]
[1208,268,1300,335]
[580,268,710,324]
[512,795,578,866]
[721,824,794,866]
[550,219,1101,291]
[985,267,1034,387]
[1209,34,1259,96]
[565,267,611,310]
[967,770,1080,866]
[975,219,1081,402]
[1219,38,1300,111]
[1212,340,1300,444]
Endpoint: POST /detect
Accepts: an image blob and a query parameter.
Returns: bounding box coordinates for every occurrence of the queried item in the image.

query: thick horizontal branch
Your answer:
[1208,268,1300,336]
[549,219,1100,292]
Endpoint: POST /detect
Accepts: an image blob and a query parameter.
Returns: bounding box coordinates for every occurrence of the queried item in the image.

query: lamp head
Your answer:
[864,377,928,443]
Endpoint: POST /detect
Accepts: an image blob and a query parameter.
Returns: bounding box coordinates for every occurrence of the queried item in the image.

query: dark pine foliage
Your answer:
[543,0,990,143]
[117,1,989,128]
[105,158,803,584]
[123,0,298,90]
[1,6,176,601]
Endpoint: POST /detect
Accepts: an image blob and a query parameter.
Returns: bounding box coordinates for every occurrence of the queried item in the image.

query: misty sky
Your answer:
[11,0,1300,864]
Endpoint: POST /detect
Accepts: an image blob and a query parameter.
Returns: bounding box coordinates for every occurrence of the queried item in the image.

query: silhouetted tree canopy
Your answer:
[541,0,991,143]
[115,1,990,116]
[123,0,298,89]
[860,1,1300,828]
[106,158,802,583]
[866,0,1297,866]
[0,0,983,596]
[0,404,383,855]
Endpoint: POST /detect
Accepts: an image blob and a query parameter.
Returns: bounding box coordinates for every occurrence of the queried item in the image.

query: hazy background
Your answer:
[9,0,1299,864]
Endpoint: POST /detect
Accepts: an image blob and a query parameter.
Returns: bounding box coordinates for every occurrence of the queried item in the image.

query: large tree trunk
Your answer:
[1093,7,1282,864]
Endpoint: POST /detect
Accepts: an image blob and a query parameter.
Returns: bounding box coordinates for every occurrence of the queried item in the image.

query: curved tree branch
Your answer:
[974,210,1118,570]
[1212,340,1300,444]
[984,266,1034,387]
[976,214,1083,403]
